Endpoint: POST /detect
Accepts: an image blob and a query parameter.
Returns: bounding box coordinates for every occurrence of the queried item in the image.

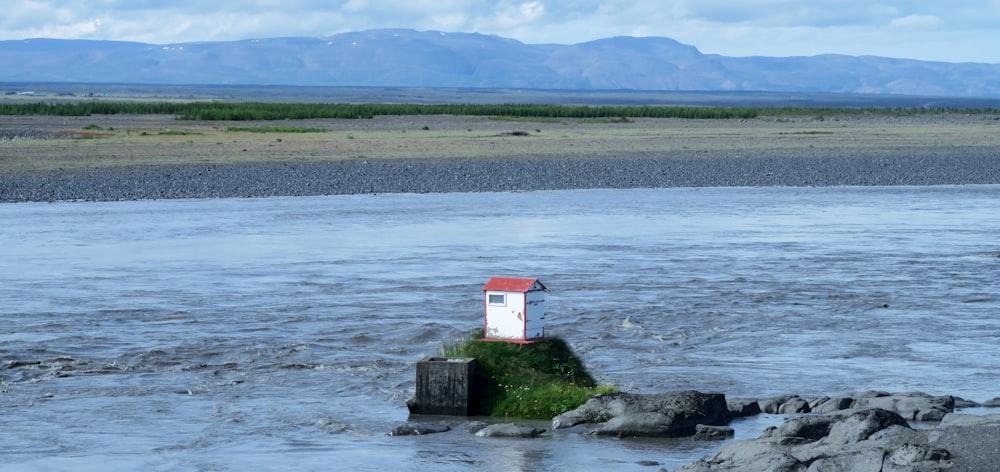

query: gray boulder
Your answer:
[852,391,954,421]
[778,396,812,414]
[677,408,952,472]
[937,412,1000,428]
[552,390,731,438]
[727,397,761,417]
[738,391,955,421]
[953,396,980,409]
[809,395,855,413]
[693,424,735,440]
[980,396,1000,407]
[887,443,951,468]
[463,421,489,433]
[757,395,797,414]
[820,408,909,445]
[926,414,1000,472]
[387,422,451,436]
[474,423,543,438]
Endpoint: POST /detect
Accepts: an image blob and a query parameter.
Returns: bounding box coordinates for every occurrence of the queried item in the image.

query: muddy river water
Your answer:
[2,185,998,471]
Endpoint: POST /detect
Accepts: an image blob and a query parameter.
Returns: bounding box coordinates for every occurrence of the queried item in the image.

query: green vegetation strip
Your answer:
[0,101,757,119]
[442,330,615,419]
[2,101,996,121]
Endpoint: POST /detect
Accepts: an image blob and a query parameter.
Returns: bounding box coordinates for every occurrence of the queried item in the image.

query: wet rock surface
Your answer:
[392,390,1000,470]
[552,391,732,437]
[678,407,1000,472]
[473,423,544,438]
[386,422,451,436]
[682,390,1000,471]
[745,391,959,421]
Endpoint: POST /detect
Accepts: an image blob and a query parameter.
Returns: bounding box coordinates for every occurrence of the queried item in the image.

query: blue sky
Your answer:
[3,1,999,63]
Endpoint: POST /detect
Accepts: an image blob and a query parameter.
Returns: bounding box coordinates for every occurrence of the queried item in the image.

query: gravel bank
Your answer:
[2,149,999,202]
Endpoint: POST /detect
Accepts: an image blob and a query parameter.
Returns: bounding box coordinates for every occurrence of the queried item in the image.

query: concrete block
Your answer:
[409,357,478,416]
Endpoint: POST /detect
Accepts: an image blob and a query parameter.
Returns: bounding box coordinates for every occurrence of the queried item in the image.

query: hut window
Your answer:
[488,293,506,305]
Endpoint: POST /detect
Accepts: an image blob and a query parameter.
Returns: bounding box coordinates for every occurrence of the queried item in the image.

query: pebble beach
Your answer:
[2,151,1000,203]
[1,113,999,202]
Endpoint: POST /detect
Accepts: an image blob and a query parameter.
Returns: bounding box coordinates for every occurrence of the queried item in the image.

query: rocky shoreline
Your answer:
[395,390,1000,471]
[3,149,1000,203]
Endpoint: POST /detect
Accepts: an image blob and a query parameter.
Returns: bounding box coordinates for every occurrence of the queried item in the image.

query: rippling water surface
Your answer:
[2,186,999,471]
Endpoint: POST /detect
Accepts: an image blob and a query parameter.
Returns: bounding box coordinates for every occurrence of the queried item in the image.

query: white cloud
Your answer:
[0,1,998,63]
[341,0,367,13]
[487,1,545,29]
[888,14,942,28]
[430,13,469,31]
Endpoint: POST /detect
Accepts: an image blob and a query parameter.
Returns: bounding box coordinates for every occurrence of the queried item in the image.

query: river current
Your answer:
[2,186,998,471]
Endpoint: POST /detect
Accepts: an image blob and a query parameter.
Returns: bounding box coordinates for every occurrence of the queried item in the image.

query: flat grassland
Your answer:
[2,112,998,174]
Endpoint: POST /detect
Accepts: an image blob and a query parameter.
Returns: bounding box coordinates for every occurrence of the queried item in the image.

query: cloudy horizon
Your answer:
[3,1,999,63]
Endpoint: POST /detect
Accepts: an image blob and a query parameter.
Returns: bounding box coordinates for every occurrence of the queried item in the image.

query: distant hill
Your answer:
[3,29,999,97]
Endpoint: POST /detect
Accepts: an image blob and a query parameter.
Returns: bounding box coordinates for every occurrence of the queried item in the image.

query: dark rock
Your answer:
[981,397,1000,407]
[753,395,812,415]
[727,398,761,417]
[677,409,927,472]
[463,421,488,433]
[771,414,838,445]
[587,412,678,437]
[926,416,1000,471]
[541,390,1000,471]
[777,396,811,414]
[693,424,735,440]
[474,423,543,438]
[937,412,1000,428]
[820,408,910,445]
[757,395,794,414]
[852,391,954,421]
[809,395,855,413]
[888,442,951,466]
[953,396,980,409]
[552,391,731,438]
[741,391,953,420]
[387,422,451,436]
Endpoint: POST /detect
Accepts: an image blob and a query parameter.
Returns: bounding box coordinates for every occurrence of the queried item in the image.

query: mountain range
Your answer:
[3,29,999,97]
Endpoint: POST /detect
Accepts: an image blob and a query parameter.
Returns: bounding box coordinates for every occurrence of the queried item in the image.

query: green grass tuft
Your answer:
[442,329,615,418]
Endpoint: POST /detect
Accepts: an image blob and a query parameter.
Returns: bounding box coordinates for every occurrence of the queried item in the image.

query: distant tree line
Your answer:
[0,101,190,117]
[0,101,758,119]
[0,101,992,121]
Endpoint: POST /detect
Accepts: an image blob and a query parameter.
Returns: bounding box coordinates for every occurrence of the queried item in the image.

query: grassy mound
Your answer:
[442,330,615,419]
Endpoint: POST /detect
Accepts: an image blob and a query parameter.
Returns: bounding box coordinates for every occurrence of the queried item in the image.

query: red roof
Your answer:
[482,277,545,292]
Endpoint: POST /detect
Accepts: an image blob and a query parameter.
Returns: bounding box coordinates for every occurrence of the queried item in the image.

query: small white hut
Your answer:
[482,277,546,343]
